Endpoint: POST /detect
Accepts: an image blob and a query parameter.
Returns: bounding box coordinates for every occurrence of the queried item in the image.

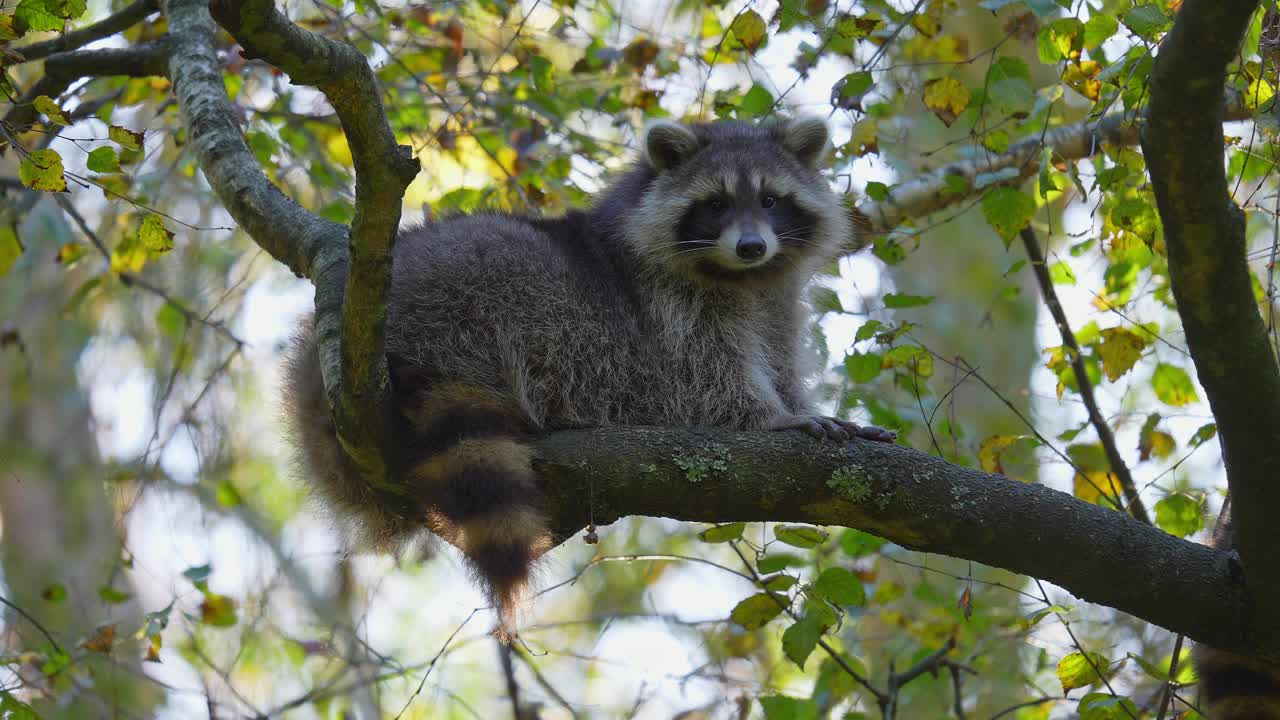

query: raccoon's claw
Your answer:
[766,414,897,444]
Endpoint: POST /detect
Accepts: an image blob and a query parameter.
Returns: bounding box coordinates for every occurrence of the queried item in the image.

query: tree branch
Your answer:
[1140,0,1280,628]
[5,42,169,130]
[208,0,419,492]
[163,0,344,277]
[12,0,158,63]
[1020,226,1149,524]
[533,427,1273,659]
[855,94,1251,238]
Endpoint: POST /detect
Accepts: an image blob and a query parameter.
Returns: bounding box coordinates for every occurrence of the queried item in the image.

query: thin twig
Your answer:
[0,595,64,655]
[1019,226,1149,524]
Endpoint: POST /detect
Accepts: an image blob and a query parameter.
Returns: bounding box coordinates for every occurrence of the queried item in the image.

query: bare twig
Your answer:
[1019,226,1149,523]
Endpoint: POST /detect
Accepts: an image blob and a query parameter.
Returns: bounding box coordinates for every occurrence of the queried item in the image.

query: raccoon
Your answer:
[283,116,894,633]
[1193,496,1280,719]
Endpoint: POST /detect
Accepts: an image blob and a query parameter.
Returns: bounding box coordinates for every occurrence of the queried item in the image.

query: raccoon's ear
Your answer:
[777,116,831,169]
[643,120,700,172]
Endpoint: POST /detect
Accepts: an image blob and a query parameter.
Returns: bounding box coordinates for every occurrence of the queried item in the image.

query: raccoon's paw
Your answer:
[766,414,897,443]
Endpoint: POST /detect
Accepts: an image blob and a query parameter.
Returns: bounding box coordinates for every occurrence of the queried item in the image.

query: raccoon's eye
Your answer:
[708,197,725,211]
[761,194,777,209]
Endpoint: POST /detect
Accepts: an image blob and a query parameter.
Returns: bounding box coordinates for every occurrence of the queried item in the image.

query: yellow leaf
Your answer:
[33,95,70,125]
[81,624,116,654]
[1096,327,1146,381]
[19,148,67,192]
[1247,76,1275,110]
[978,434,1017,473]
[923,77,970,127]
[109,125,144,151]
[144,633,162,662]
[0,221,21,276]
[1073,471,1123,507]
[1062,60,1101,102]
[731,10,767,52]
[138,215,174,253]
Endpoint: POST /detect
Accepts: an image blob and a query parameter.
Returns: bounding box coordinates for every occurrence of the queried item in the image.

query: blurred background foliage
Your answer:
[0,0,1274,716]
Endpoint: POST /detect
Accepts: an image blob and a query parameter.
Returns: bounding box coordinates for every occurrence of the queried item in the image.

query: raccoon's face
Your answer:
[624,117,851,288]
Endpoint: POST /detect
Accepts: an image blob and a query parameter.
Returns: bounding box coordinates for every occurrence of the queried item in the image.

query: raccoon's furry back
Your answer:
[281,117,853,635]
[282,315,421,548]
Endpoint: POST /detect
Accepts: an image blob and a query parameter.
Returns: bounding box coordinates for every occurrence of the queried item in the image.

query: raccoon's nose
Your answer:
[736,233,767,260]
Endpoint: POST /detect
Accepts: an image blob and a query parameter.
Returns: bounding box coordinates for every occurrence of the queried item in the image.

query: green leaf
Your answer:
[729,593,785,630]
[774,524,828,548]
[156,302,186,339]
[844,352,881,383]
[1048,261,1076,285]
[1017,603,1072,630]
[0,692,39,720]
[87,146,122,173]
[41,584,67,603]
[981,187,1035,244]
[1077,692,1139,720]
[183,564,212,584]
[759,695,819,720]
[812,567,866,606]
[1083,12,1118,50]
[33,95,69,125]
[109,125,144,151]
[882,292,934,309]
[739,83,774,116]
[811,286,842,314]
[1152,363,1197,407]
[98,584,132,604]
[141,601,173,637]
[864,181,890,202]
[19,148,68,192]
[1122,4,1170,40]
[782,614,825,669]
[139,215,174,253]
[730,10,767,52]
[14,0,83,33]
[699,522,745,543]
[985,57,1034,116]
[1190,423,1217,447]
[1036,18,1083,64]
[838,528,887,557]
[854,320,882,343]
[758,553,806,573]
[762,574,799,591]
[1057,651,1110,693]
[835,71,873,107]
[1155,493,1203,538]
[0,223,22,276]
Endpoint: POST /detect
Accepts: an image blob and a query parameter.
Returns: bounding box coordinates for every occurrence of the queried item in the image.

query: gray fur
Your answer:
[283,117,852,548]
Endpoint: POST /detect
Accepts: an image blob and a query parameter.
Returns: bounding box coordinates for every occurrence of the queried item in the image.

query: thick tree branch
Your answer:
[57,0,1278,668]
[163,0,345,276]
[13,0,158,63]
[855,94,1251,238]
[4,43,169,130]
[1020,226,1148,524]
[1141,0,1280,629]
[208,0,419,492]
[533,427,1274,660]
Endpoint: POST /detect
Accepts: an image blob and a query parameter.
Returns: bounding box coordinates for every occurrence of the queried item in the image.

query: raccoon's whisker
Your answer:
[669,247,715,258]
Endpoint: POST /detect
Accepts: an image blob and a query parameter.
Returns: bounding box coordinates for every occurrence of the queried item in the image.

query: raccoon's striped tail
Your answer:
[403,382,553,638]
[1194,495,1280,719]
